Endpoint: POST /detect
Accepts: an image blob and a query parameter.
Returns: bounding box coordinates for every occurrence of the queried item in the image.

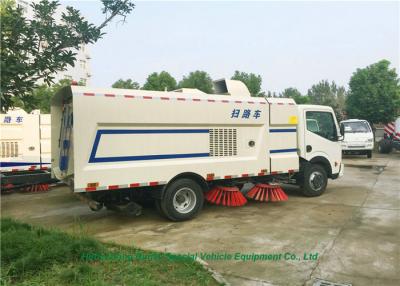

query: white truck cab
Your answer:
[300,105,343,177]
[340,119,374,158]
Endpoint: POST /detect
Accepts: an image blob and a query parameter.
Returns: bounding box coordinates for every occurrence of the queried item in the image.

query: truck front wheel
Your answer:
[301,164,328,197]
[160,178,204,221]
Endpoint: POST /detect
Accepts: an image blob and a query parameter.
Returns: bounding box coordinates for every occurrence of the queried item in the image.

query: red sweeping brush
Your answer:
[246,183,288,202]
[24,183,49,193]
[205,186,247,207]
[1,183,15,194]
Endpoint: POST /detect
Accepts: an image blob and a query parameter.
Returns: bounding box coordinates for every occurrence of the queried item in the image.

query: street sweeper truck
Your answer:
[1,109,54,193]
[51,79,343,221]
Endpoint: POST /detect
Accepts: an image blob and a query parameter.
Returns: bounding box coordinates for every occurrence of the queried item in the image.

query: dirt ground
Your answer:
[2,152,399,286]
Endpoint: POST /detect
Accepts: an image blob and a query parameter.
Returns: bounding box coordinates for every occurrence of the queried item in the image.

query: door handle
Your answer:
[306,145,312,153]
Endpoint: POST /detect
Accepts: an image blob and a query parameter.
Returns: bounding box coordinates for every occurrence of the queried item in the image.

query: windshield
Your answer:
[307,119,319,133]
[306,111,337,141]
[342,121,371,133]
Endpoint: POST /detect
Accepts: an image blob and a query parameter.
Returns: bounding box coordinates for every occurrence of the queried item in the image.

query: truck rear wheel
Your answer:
[301,164,327,197]
[160,178,204,221]
[378,139,392,154]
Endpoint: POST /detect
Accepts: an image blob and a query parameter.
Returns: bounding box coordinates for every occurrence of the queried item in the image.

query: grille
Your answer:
[209,129,237,156]
[1,142,19,158]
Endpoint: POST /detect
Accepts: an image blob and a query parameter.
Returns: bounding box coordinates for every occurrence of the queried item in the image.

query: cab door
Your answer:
[303,109,342,175]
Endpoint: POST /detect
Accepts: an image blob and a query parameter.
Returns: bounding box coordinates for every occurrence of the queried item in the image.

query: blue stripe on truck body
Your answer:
[270,148,298,154]
[89,129,210,163]
[269,129,297,133]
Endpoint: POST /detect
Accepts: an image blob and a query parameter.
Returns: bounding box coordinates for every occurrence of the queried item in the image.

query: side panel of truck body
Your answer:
[52,86,299,192]
[0,110,51,172]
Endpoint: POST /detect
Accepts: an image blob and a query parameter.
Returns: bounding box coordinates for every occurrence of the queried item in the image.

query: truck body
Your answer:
[340,119,374,158]
[51,80,343,220]
[0,109,52,189]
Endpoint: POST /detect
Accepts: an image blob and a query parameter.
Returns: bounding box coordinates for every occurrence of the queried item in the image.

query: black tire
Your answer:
[160,178,204,221]
[378,139,392,154]
[367,150,372,158]
[301,164,328,197]
[154,199,167,218]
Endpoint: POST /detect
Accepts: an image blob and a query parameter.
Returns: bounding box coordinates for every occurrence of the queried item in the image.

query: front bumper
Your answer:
[342,142,374,151]
[331,163,344,179]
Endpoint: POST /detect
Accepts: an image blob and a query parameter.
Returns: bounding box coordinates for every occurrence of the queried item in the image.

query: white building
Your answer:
[17,0,91,85]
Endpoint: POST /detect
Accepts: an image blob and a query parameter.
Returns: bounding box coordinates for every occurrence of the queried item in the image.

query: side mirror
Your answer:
[340,124,345,137]
[337,124,345,141]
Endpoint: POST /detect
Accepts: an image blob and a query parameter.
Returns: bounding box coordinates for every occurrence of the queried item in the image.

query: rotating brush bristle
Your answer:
[246,183,288,202]
[24,183,49,193]
[205,186,247,207]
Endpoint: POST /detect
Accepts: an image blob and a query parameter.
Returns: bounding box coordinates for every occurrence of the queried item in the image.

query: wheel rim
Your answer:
[309,171,324,192]
[173,187,197,214]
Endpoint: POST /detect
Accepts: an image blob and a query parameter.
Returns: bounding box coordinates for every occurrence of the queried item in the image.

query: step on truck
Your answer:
[51,79,344,221]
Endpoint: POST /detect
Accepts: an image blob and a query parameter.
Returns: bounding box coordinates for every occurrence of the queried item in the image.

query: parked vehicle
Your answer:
[378,117,400,154]
[51,79,344,221]
[340,119,374,158]
[0,109,53,192]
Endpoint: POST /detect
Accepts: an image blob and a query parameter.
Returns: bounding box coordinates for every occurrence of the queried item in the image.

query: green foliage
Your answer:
[347,60,400,124]
[280,87,311,104]
[112,78,140,89]
[308,80,337,106]
[1,218,218,285]
[0,0,135,112]
[231,71,262,97]
[142,71,177,91]
[1,217,104,278]
[307,80,347,121]
[179,70,213,94]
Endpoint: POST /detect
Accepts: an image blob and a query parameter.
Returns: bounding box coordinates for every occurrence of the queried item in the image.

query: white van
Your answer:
[340,119,374,158]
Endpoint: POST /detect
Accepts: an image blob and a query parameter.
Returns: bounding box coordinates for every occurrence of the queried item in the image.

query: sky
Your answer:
[62,0,399,94]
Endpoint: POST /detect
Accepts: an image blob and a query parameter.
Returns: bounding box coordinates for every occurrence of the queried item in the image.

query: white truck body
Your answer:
[0,109,51,172]
[52,81,342,192]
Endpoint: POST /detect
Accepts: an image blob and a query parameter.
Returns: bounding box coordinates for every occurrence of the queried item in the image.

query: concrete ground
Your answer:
[2,152,399,286]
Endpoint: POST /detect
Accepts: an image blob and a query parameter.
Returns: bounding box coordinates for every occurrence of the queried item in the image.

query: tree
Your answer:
[266,91,278,98]
[179,70,213,94]
[1,0,135,112]
[335,86,346,121]
[280,87,310,104]
[347,60,400,124]
[307,80,347,121]
[231,71,262,97]
[112,78,140,89]
[142,71,177,91]
[307,80,337,106]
